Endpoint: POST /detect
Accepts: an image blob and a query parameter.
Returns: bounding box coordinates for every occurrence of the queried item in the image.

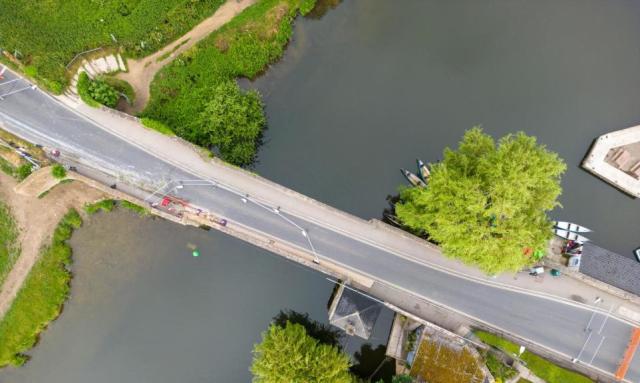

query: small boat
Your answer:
[416,159,431,182]
[401,169,426,187]
[554,228,590,243]
[554,221,591,233]
[634,248,640,262]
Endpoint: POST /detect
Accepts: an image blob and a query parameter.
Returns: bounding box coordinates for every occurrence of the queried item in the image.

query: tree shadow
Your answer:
[350,344,395,383]
[304,0,343,20]
[272,309,342,347]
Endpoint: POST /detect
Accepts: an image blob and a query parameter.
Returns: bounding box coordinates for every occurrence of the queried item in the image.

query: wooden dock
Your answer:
[582,125,640,198]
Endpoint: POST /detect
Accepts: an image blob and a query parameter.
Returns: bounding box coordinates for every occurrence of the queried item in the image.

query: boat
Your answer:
[416,159,431,182]
[634,248,640,262]
[554,228,590,243]
[401,169,426,187]
[554,221,591,233]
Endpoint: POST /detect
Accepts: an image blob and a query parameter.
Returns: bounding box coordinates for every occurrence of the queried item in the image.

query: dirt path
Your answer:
[0,169,108,319]
[117,0,256,114]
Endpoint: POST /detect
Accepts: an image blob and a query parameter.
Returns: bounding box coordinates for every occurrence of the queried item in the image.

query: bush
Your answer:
[87,77,119,108]
[15,164,32,180]
[51,164,66,179]
[119,200,148,216]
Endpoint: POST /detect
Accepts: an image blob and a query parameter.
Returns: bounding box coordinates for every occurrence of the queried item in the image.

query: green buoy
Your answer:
[192,249,200,257]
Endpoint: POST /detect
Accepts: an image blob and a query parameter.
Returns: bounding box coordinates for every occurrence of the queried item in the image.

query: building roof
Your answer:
[328,286,382,340]
[580,243,640,296]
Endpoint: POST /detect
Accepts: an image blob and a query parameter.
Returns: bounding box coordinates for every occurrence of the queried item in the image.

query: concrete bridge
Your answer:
[1,67,640,382]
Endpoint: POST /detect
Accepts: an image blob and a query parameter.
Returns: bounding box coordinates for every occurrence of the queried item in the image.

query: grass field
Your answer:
[143,0,316,165]
[0,202,19,287]
[0,0,225,92]
[0,209,82,367]
[475,331,593,383]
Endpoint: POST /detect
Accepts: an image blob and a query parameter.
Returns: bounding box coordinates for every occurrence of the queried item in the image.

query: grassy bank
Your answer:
[0,202,19,287]
[143,0,316,165]
[85,199,148,216]
[0,209,82,367]
[475,331,593,383]
[0,0,225,92]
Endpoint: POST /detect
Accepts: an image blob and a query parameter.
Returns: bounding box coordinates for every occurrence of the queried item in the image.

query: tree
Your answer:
[51,164,66,179]
[396,127,566,274]
[195,81,266,166]
[251,322,353,383]
[272,309,342,347]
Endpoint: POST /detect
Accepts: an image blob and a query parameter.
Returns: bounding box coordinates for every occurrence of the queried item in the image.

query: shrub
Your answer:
[119,200,148,216]
[15,164,32,180]
[51,164,66,179]
[87,78,119,108]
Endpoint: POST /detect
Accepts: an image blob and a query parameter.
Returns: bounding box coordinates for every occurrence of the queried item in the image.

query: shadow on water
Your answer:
[350,344,396,383]
[272,309,343,347]
[305,0,343,20]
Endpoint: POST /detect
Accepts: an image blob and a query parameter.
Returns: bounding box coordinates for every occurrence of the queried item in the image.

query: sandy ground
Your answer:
[117,0,256,113]
[0,169,108,319]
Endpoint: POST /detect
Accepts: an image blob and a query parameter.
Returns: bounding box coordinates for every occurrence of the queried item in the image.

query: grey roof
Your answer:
[580,243,640,296]
[329,287,382,339]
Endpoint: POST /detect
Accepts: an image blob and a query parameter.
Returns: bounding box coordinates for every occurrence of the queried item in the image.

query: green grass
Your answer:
[475,331,593,383]
[484,352,517,382]
[0,202,19,287]
[0,209,82,367]
[51,164,67,179]
[0,157,32,181]
[140,118,175,136]
[103,76,136,104]
[84,199,116,215]
[120,200,148,216]
[143,0,317,165]
[0,0,226,92]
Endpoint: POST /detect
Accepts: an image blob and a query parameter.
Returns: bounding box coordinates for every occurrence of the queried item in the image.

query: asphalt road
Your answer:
[1,69,638,381]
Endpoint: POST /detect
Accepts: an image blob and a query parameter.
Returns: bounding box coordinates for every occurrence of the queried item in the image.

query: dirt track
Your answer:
[0,169,107,319]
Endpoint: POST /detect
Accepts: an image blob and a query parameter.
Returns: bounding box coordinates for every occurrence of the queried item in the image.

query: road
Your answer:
[1,68,639,381]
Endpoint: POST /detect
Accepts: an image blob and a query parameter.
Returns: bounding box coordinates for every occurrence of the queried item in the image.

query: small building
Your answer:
[327,283,383,340]
[580,242,640,296]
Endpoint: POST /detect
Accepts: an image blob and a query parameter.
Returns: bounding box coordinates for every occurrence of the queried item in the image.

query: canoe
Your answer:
[554,228,590,243]
[634,248,640,262]
[554,221,592,233]
[416,159,431,182]
[401,169,426,187]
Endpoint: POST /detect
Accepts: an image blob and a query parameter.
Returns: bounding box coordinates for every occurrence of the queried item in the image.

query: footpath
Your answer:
[57,95,640,332]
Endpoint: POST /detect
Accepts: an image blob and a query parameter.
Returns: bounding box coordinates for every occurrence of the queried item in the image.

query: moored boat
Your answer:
[401,168,426,187]
[554,221,592,233]
[634,248,640,262]
[554,228,590,243]
[416,159,431,182]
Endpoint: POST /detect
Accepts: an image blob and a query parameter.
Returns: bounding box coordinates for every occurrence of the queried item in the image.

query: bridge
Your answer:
[1,67,639,382]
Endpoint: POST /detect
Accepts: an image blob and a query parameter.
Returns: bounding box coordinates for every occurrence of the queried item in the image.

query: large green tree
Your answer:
[396,127,566,274]
[192,81,265,166]
[251,322,353,383]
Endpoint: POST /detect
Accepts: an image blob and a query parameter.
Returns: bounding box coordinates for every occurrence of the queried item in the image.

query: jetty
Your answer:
[582,125,640,198]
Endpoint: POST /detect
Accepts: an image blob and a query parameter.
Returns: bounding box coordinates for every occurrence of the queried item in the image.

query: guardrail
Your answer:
[65,47,103,70]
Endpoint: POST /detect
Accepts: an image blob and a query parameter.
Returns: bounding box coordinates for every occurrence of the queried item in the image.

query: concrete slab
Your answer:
[582,125,640,198]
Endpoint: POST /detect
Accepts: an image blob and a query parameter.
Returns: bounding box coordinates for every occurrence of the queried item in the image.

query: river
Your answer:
[2,0,640,381]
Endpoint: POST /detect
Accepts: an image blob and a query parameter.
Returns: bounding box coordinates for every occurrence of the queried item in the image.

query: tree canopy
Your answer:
[396,127,566,274]
[190,81,265,166]
[251,322,353,383]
